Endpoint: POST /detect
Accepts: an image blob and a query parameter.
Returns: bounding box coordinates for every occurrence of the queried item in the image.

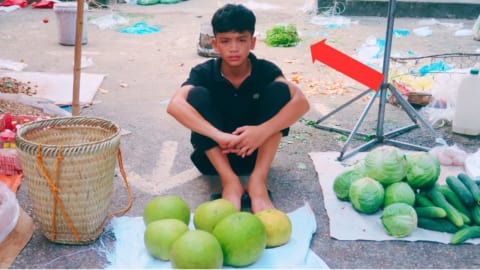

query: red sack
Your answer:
[0,0,27,8]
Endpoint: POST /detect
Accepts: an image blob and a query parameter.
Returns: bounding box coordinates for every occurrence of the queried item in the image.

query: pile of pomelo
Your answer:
[142,195,292,268]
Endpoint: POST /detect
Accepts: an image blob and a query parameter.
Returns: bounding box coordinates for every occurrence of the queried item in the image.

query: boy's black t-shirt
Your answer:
[182,53,284,130]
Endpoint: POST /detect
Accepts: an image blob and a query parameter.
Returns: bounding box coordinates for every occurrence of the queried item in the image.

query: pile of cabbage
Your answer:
[333,146,441,238]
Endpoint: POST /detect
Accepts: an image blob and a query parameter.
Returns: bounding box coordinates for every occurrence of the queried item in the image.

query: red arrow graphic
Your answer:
[310,39,384,91]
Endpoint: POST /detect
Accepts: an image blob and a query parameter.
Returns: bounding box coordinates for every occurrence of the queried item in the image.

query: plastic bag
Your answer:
[0,0,27,7]
[136,0,159,6]
[419,72,462,126]
[31,0,54,8]
[473,14,480,41]
[0,181,19,244]
[429,144,468,166]
[465,149,480,179]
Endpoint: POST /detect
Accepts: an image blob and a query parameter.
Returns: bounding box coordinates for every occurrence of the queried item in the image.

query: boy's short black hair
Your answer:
[211,4,255,36]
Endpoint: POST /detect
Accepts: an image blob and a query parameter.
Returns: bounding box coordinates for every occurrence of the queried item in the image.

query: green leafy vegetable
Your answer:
[364,146,407,185]
[349,177,384,214]
[265,24,301,47]
[405,152,440,190]
[333,169,365,201]
[381,203,417,238]
[384,182,416,207]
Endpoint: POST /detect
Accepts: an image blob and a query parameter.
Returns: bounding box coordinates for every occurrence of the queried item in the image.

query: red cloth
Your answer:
[0,174,22,193]
[0,0,27,8]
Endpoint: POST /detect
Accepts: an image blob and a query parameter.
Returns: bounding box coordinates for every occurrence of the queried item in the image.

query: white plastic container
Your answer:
[53,2,88,46]
[452,68,480,135]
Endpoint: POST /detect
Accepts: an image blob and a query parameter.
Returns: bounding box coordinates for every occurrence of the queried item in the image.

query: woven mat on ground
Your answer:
[0,71,105,106]
[105,203,329,269]
[309,151,480,244]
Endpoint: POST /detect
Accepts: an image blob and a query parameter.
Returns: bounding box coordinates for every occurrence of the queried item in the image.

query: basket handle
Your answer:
[106,148,134,219]
[100,148,134,231]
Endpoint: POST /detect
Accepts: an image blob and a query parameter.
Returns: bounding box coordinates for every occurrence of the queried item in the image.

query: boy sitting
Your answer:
[167,3,309,213]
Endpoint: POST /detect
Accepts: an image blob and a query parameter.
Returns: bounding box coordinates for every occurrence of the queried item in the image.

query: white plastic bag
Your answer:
[465,149,480,180]
[473,14,480,41]
[0,181,19,244]
[429,144,468,166]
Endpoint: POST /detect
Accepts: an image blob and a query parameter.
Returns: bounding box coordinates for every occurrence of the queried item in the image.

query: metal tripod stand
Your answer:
[313,0,442,161]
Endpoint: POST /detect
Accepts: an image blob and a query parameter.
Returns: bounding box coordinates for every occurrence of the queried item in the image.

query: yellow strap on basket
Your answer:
[36,144,80,242]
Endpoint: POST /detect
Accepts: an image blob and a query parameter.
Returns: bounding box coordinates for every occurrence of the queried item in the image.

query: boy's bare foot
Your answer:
[222,181,245,211]
[247,182,274,213]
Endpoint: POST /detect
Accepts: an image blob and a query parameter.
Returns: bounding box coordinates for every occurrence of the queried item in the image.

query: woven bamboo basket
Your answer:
[15,117,122,244]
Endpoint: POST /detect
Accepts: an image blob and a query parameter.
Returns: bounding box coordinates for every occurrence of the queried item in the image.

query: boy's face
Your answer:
[212,31,256,67]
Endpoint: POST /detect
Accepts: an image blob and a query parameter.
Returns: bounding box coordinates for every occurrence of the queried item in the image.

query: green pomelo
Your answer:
[170,230,223,269]
[143,219,189,261]
[194,198,238,232]
[143,195,190,225]
[255,208,292,248]
[212,212,267,267]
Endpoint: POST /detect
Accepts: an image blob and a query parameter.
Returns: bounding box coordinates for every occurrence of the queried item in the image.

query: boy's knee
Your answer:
[187,86,212,107]
[265,81,290,100]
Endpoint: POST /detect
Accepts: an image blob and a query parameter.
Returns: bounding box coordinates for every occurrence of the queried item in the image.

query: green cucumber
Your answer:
[427,185,464,227]
[415,193,436,207]
[451,226,480,245]
[417,217,461,234]
[446,175,475,208]
[457,173,480,205]
[459,212,472,225]
[415,206,447,218]
[471,205,480,225]
[438,185,472,220]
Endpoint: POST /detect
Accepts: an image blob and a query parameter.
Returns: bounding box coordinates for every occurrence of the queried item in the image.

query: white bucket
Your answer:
[53,2,88,46]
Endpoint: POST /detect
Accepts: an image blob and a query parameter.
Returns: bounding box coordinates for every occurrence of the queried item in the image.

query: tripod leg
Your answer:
[387,83,439,138]
[315,88,372,124]
[338,91,379,159]
[388,84,420,123]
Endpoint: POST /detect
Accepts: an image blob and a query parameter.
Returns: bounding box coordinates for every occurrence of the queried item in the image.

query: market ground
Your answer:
[2,0,480,268]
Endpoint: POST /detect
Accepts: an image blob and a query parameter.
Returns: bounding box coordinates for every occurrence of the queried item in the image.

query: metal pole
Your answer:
[375,0,397,141]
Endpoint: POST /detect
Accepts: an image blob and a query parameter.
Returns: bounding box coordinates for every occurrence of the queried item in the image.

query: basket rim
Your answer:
[15,116,121,149]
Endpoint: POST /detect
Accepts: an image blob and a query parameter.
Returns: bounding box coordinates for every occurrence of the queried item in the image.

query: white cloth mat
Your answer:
[309,151,480,244]
[106,203,329,269]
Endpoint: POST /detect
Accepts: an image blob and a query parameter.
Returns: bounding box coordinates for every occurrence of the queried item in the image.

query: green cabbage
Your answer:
[381,203,417,238]
[349,177,384,214]
[384,182,416,207]
[405,152,440,190]
[364,146,407,185]
[333,169,365,201]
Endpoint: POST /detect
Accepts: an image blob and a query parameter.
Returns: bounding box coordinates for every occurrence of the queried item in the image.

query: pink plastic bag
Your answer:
[429,144,468,166]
